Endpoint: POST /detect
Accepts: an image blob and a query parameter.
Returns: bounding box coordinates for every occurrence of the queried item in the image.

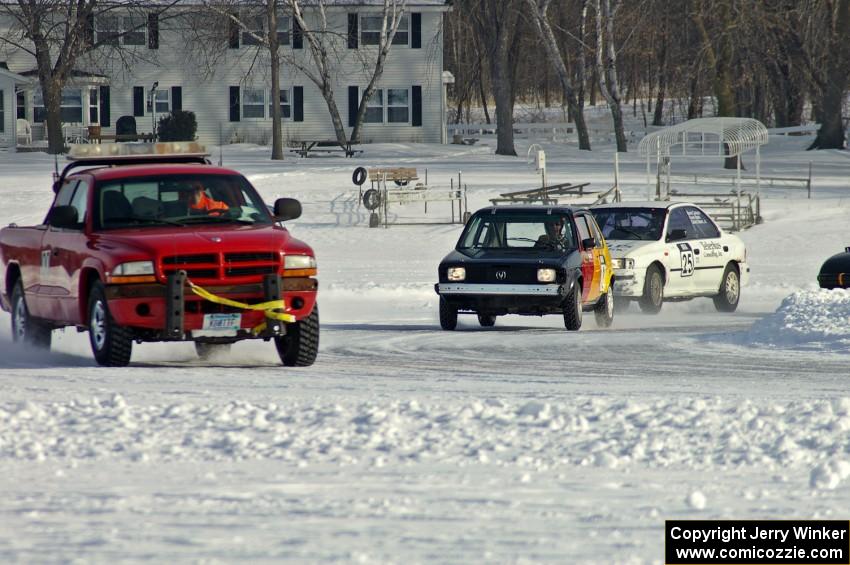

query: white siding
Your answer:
[0,7,447,146]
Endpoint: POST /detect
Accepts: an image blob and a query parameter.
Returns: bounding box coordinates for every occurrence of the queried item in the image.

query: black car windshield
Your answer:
[94,174,273,230]
[458,213,575,252]
[592,207,666,241]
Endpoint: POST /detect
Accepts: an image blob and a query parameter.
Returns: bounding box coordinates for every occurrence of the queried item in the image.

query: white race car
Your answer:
[591,202,749,313]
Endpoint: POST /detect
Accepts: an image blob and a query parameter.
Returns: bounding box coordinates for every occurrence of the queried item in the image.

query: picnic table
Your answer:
[289,140,362,158]
[87,127,156,144]
[489,182,592,205]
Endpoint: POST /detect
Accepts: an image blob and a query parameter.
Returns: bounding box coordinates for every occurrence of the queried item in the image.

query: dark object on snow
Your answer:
[817,247,850,289]
[115,116,138,141]
[158,110,197,142]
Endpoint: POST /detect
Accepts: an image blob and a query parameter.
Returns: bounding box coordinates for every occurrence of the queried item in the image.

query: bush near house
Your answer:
[157,110,197,142]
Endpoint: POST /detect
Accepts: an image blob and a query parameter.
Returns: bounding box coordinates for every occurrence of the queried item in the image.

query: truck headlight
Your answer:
[113,261,154,276]
[447,267,466,281]
[284,255,316,269]
[611,258,635,270]
[283,255,317,277]
[108,261,156,284]
[537,268,557,282]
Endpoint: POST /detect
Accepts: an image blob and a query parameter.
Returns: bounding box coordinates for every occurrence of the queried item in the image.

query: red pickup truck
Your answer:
[0,144,319,367]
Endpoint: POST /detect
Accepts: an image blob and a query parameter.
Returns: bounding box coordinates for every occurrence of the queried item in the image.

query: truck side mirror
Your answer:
[273,198,302,221]
[581,237,596,250]
[47,205,78,229]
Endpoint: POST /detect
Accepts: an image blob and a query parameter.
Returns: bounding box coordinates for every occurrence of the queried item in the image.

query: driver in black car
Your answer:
[536,218,568,249]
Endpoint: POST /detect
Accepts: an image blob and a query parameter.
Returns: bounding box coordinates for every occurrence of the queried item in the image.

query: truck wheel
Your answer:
[713,264,740,312]
[563,282,583,331]
[275,305,319,367]
[11,280,52,349]
[195,342,232,360]
[88,281,132,367]
[594,290,614,328]
[477,313,496,327]
[439,297,457,330]
[639,265,664,314]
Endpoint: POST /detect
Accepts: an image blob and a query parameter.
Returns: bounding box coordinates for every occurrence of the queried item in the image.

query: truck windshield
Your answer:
[93,174,274,230]
[458,213,575,252]
[592,208,666,241]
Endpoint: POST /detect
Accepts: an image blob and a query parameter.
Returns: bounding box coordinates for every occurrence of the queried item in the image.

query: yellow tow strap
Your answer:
[187,280,296,335]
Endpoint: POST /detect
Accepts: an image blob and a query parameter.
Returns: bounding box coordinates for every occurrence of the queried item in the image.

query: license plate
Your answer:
[202,313,241,331]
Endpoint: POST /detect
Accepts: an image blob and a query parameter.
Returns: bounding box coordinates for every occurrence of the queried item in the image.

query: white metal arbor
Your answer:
[638,117,769,199]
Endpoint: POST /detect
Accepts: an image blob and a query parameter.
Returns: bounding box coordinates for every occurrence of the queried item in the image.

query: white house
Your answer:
[0,1,450,148]
[0,65,29,151]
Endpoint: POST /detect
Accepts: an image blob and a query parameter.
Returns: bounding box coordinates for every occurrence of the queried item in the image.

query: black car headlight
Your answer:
[447,267,466,282]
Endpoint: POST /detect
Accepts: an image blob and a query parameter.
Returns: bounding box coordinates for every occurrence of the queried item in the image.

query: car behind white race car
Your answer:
[591,202,749,313]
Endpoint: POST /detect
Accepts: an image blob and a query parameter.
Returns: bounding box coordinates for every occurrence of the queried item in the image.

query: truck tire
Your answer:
[195,342,232,360]
[11,279,52,349]
[275,305,319,367]
[477,313,496,327]
[563,282,583,331]
[439,297,457,330]
[88,280,132,367]
[594,290,614,328]
[713,263,740,312]
[639,264,664,314]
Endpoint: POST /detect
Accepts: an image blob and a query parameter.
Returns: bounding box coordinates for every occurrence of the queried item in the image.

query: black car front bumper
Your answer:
[435,282,571,315]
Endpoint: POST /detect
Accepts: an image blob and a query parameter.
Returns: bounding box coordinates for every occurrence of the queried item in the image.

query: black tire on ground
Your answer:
[713,263,741,312]
[11,279,52,349]
[439,297,458,330]
[194,342,232,359]
[88,280,132,366]
[563,281,583,331]
[477,313,496,327]
[639,264,664,314]
[352,166,368,186]
[274,305,320,367]
[363,188,381,211]
[594,290,615,328]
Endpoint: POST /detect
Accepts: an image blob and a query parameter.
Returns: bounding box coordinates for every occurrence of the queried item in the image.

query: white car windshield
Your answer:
[592,208,666,241]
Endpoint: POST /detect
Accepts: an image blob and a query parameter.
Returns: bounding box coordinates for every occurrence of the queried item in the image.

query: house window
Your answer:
[122,15,146,46]
[97,15,121,45]
[33,88,83,123]
[387,88,409,123]
[242,13,291,46]
[16,91,25,119]
[241,14,264,46]
[268,88,291,119]
[88,88,99,124]
[365,90,383,123]
[361,14,409,46]
[155,89,169,113]
[242,88,265,118]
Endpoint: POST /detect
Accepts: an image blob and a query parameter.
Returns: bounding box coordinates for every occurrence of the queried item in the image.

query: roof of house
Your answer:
[0,65,30,83]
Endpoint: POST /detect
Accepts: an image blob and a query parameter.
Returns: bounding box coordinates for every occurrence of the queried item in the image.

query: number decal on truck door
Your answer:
[677,243,694,277]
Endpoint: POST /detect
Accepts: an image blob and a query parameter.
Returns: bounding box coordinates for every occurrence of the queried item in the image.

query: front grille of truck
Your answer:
[161,251,280,283]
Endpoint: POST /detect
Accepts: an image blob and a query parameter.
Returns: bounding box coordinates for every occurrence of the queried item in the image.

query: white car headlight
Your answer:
[537,268,557,283]
[284,255,317,269]
[447,267,466,281]
[611,258,635,270]
[112,261,154,276]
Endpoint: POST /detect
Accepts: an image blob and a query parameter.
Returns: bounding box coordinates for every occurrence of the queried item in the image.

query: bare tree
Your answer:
[594,0,627,152]
[526,0,592,150]
[806,0,850,150]
[470,0,523,156]
[0,0,178,154]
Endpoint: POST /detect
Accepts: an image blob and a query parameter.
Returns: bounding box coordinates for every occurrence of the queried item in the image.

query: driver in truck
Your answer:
[182,181,229,214]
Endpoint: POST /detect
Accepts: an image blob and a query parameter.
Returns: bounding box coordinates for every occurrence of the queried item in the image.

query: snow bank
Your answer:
[746,289,850,351]
[3,396,850,483]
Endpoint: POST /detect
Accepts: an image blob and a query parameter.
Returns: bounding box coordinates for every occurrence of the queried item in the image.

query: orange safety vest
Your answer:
[191,192,229,212]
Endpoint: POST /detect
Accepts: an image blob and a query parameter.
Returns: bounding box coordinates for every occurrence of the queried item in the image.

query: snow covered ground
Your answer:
[1,132,850,563]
